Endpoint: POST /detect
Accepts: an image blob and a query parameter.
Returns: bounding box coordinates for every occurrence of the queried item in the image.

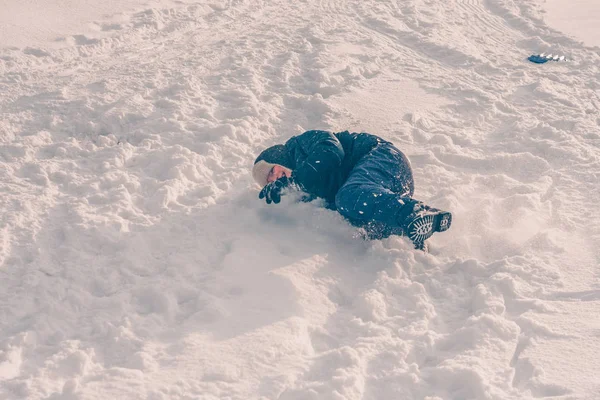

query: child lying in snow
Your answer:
[252,130,452,250]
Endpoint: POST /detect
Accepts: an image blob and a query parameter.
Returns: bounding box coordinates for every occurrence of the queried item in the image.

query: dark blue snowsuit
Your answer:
[283,130,418,239]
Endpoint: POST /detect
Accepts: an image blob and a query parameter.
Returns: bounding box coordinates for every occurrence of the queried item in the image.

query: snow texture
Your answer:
[1,0,600,399]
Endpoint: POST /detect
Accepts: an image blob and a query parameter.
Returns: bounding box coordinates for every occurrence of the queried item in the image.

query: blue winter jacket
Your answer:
[284,130,385,204]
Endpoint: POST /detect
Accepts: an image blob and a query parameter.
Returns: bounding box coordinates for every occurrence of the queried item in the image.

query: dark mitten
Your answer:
[258,176,295,204]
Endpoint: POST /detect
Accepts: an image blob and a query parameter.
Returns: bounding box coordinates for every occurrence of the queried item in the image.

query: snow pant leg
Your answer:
[334,143,417,238]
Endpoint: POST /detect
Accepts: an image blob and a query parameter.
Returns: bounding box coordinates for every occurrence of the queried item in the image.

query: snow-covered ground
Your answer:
[542,0,600,47]
[1,0,599,399]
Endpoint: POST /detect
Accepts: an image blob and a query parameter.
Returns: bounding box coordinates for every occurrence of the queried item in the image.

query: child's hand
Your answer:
[259,176,294,204]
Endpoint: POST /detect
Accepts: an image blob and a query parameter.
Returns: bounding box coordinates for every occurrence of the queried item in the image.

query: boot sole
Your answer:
[407,211,452,244]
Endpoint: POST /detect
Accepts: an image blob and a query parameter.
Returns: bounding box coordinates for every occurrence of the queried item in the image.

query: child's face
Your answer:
[267,164,292,183]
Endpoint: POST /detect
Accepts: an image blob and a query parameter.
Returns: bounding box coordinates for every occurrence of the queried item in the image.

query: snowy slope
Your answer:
[543,0,600,47]
[1,0,599,399]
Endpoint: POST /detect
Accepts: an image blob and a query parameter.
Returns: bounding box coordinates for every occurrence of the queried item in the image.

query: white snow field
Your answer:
[542,0,600,47]
[1,0,600,399]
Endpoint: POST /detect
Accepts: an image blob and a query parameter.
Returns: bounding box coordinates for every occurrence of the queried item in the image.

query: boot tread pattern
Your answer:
[407,211,452,244]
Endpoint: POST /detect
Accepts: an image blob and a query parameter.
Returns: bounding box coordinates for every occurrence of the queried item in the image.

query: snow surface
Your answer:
[1,0,600,399]
[542,0,600,47]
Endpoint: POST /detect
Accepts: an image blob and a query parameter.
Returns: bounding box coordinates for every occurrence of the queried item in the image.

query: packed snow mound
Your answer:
[1,0,599,399]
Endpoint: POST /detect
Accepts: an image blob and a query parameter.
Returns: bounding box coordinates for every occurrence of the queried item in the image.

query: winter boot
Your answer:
[402,204,452,249]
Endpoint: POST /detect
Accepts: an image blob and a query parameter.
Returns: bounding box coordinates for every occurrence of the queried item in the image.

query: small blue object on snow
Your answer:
[528,53,568,64]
